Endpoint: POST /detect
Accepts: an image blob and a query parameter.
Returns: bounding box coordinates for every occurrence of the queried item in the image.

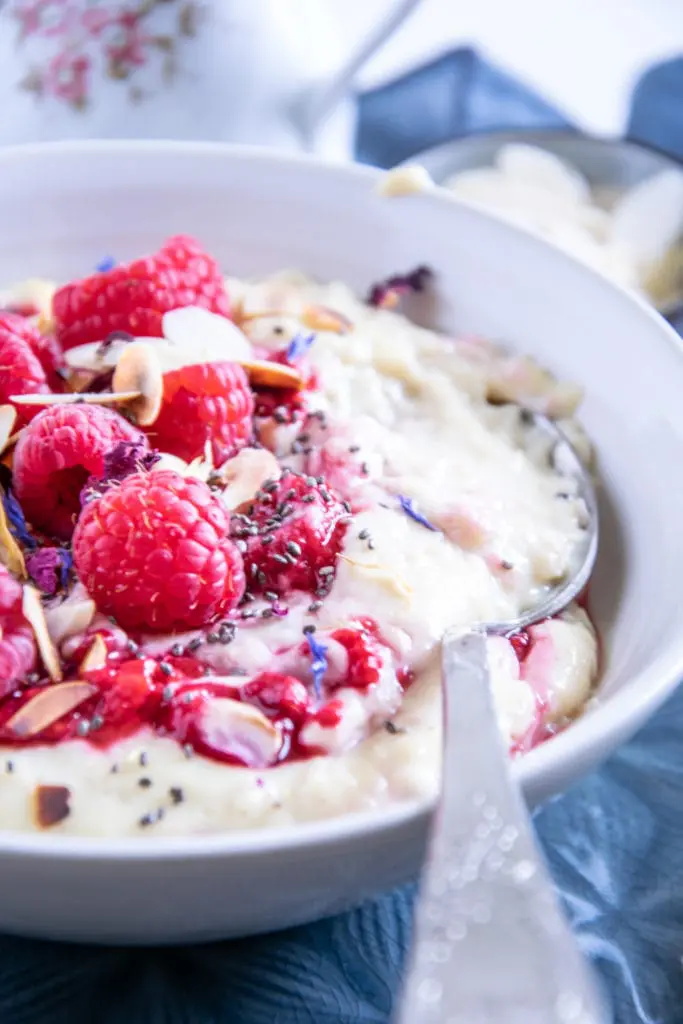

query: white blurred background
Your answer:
[338,0,683,134]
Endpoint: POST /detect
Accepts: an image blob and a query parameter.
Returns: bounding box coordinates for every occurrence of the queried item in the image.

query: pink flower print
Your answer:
[104,11,150,78]
[11,0,78,39]
[80,7,118,37]
[45,50,91,108]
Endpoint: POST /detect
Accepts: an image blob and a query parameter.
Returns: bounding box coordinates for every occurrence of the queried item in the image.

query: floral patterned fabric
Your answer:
[6,0,203,110]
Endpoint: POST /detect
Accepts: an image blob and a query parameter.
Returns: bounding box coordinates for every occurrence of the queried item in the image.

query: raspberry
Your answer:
[0,566,37,695]
[233,468,349,596]
[242,672,311,725]
[53,235,230,350]
[0,317,52,425]
[330,624,385,690]
[12,404,143,540]
[72,469,246,632]
[148,361,253,466]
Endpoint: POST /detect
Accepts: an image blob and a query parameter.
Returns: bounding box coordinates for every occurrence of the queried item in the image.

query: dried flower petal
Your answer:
[306,632,328,701]
[96,256,116,273]
[366,266,434,308]
[26,547,71,596]
[103,440,160,482]
[2,488,36,549]
[285,333,316,362]
[397,495,439,532]
[0,487,27,578]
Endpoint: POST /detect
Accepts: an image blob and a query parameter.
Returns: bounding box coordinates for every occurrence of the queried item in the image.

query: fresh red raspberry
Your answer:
[242,672,311,725]
[330,623,385,690]
[0,566,37,695]
[53,235,230,350]
[0,317,52,426]
[252,347,319,429]
[12,404,144,540]
[72,469,246,632]
[233,468,349,597]
[148,361,253,466]
[0,313,64,393]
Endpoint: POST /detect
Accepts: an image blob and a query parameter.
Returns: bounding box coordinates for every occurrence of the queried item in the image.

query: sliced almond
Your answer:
[238,359,304,391]
[64,339,138,373]
[22,584,62,682]
[11,391,141,407]
[79,633,108,673]
[33,784,71,828]
[0,487,26,578]
[7,681,97,738]
[339,556,412,599]
[0,405,17,456]
[218,448,281,510]
[301,304,353,335]
[111,342,164,426]
[44,595,96,645]
[199,697,282,767]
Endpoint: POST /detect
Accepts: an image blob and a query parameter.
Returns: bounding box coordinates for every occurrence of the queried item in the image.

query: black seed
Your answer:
[241,609,257,620]
[138,777,152,788]
[358,529,369,540]
[303,624,316,635]
[256,570,267,585]
[290,441,303,454]
[348,444,360,453]
[384,720,405,735]
[316,476,324,485]
[5,760,14,774]
[343,501,352,513]
[186,637,202,652]
[170,643,183,657]
[273,409,287,424]
[170,786,184,805]
[302,494,315,503]
[500,560,514,570]
[263,480,278,492]
[183,744,194,759]
[305,476,317,486]
[162,684,173,702]
[361,462,369,475]
[308,600,323,613]
[127,639,139,655]
[90,714,104,731]
[262,534,274,545]
[159,661,173,676]
[555,491,571,500]
[319,488,331,502]
[319,566,334,576]
[242,591,255,602]
[285,488,297,500]
[298,434,310,444]
[261,608,274,619]
[265,590,279,601]
[206,632,219,643]
[76,720,90,737]
[272,553,289,565]
[139,751,149,767]
[367,539,375,550]
[110,763,119,774]
[280,503,294,518]
[219,623,236,643]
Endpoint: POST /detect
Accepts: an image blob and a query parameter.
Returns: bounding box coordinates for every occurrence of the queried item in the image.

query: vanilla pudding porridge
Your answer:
[0,237,597,837]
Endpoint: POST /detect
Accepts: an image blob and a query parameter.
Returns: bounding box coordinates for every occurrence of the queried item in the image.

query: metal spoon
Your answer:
[396,410,610,1024]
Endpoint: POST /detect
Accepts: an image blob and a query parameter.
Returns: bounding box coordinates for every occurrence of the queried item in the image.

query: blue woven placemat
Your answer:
[2,48,683,1024]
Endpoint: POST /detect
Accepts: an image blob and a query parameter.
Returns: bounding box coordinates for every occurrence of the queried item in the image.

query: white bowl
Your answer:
[0,141,682,945]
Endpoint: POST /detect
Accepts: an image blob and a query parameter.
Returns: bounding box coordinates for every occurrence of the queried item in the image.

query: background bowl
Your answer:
[0,142,683,944]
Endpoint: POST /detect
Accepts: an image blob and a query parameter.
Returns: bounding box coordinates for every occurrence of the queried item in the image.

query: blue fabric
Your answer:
[629,57,683,162]
[3,48,683,1024]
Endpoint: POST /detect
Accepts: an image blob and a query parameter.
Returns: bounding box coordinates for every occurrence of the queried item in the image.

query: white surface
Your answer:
[342,0,683,135]
[0,142,683,942]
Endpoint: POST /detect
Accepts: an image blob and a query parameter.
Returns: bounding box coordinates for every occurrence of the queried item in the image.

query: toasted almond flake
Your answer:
[44,596,96,645]
[200,697,281,767]
[0,487,26,578]
[238,359,304,390]
[11,391,141,407]
[33,783,71,828]
[301,305,353,335]
[218,448,281,510]
[22,584,62,682]
[0,405,17,455]
[237,308,291,325]
[377,165,434,197]
[79,633,108,673]
[111,342,164,426]
[7,681,97,738]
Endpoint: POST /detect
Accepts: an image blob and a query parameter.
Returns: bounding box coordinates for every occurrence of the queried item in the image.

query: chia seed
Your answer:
[206,632,219,644]
[236,540,248,553]
[360,462,369,476]
[138,808,164,828]
[358,529,369,540]
[183,744,194,759]
[169,787,184,805]
[138,777,152,788]
[285,488,297,500]
[262,535,274,545]
[305,476,317,486]
[241,609,257,620]
[110,763,119,774]
[272,553,289,565]
[186,637,202,653]
[302,494,315,503]
[343,501,352,514]
[348,444,360,453]
[127,640,139,655]
[265,590,279,602]
[242,591,255,602]
[273,408,287,424]
[256,570,267,586]
[170,643,183,657]
[263,480,278,493]
[308,601,323,613]
[218,622,236,643]
[5,760,14,774]
[139,751,149,767]
[76,720,90,737]
[319,566,334,576]
[384,720,405,735]
[303,624,316,635]
[261,608,274,619]
[162,685,173,702]
[159,661,173,676]
[500,560,514,570]
[90,714,104,731]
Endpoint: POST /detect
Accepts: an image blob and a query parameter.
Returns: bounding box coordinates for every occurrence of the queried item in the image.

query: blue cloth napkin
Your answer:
[3,49,683,1024]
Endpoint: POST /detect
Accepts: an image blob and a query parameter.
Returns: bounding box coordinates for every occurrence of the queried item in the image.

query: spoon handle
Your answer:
[395,630,611,1024]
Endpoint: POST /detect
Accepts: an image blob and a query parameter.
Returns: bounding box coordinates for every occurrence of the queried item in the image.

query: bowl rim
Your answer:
[0,138,682,861]
[399,126,683,177]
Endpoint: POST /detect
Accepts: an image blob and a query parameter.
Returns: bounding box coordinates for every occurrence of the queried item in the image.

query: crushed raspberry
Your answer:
[232,468,349,597]
[0,566,37,696]
[242,672,311,726]
[72,469,246,632]
[0,316,54,425]
[509,629,533,664]
[147,361,253,466]
[12,404,144,540]
[330,624,385,690]
[53,235,230,350]
[252,347,319,434]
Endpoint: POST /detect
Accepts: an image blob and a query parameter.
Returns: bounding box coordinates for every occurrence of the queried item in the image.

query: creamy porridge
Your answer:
[0,236,597,836]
